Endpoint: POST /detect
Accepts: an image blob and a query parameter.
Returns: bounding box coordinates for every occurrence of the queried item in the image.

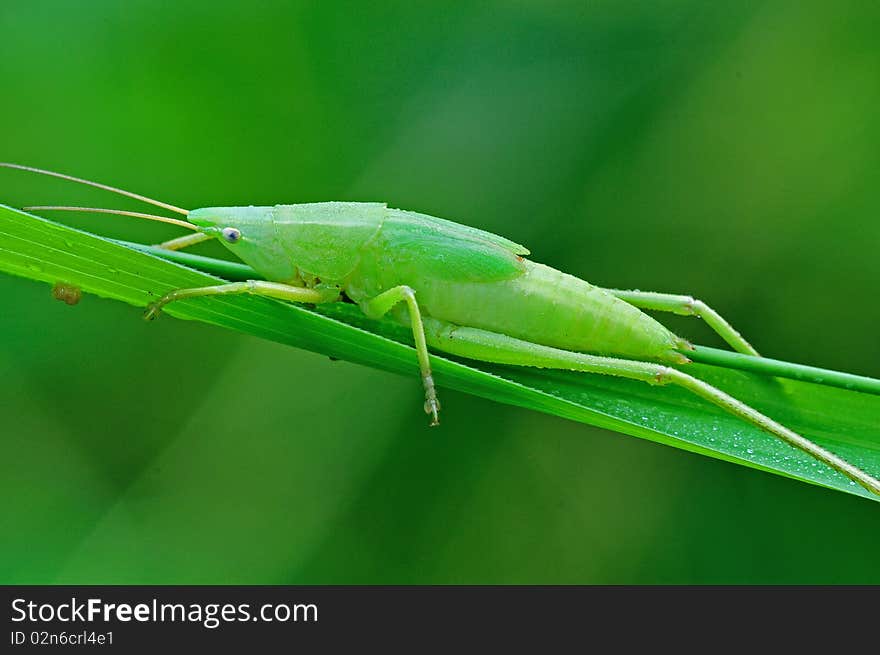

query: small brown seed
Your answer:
[52,282,82,306]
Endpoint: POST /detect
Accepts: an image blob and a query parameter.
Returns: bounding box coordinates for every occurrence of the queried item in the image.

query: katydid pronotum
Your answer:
[3,162,878,496]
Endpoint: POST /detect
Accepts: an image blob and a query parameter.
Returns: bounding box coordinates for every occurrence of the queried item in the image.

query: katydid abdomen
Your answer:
[354,258,686,364]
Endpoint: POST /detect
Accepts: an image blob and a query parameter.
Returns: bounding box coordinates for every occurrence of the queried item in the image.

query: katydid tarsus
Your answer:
[3,162,878,496]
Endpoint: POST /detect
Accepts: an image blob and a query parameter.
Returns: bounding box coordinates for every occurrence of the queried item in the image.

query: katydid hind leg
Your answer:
[606,290,794,417]
[361,286,440,425]
[605,288,759,357]
[422,317,880,496]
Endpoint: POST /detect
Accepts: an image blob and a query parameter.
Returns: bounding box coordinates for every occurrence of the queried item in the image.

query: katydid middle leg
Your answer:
[604,289,759,356]
[361,286,440,425]
[422,317,880,495]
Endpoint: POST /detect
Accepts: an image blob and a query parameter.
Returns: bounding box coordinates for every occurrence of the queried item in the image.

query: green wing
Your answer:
[380,208,531,282]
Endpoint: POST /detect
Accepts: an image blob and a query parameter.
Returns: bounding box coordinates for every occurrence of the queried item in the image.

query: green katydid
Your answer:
[3,162,879,496]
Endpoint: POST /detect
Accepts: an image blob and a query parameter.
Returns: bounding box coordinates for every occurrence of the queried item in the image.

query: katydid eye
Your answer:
[221,227,241,243]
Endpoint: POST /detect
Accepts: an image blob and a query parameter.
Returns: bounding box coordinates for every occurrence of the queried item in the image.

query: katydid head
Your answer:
[188,206,297,281]
[186,206,269,239]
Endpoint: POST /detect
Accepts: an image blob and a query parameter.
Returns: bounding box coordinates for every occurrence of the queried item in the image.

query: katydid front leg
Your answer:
[361,286,440,426]
[144,280,341,320]
[156,232,211,251]
[422,317,880,496]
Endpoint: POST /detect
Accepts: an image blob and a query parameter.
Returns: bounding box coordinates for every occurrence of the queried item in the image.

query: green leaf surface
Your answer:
[2,204,878,501]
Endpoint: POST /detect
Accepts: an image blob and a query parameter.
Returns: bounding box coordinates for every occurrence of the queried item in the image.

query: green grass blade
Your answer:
[2,204,878,501]
[687,345,880,396]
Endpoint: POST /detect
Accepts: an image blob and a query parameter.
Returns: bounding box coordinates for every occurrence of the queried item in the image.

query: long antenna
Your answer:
[0,162,190,216]
[24,206,198,231]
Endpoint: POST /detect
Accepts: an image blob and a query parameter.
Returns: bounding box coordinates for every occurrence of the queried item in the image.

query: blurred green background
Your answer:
[2,0,879,584]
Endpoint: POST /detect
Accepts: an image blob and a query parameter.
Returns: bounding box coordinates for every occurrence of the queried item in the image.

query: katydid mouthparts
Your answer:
[3,161,879,496]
